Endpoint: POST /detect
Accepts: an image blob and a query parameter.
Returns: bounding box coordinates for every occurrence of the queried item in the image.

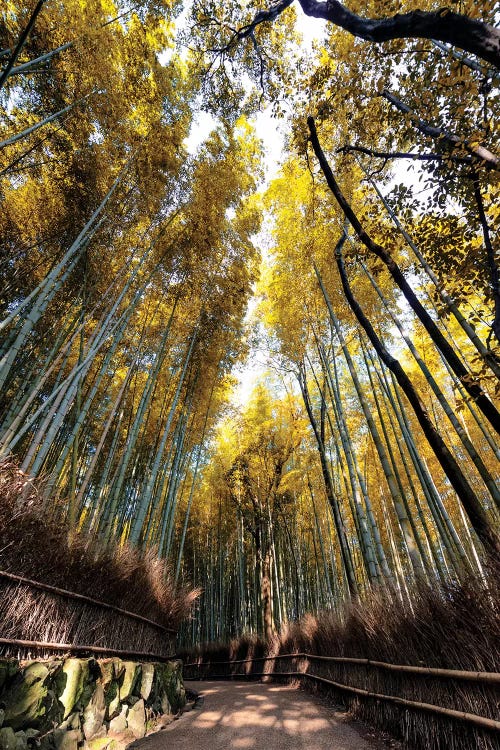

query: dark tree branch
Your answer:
[338,143,473,166]
[307,115,500,434]
[472,172,500,348]
[237,0,500,68]
[301,0,500,69]
[335,239,500,556]
[0,0,48,92]
[235,0,294,43]
[381,89,500,171]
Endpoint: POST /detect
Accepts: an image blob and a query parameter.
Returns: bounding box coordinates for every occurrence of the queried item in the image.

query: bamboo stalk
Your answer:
[313,261,425,577]
[0,95,93,149]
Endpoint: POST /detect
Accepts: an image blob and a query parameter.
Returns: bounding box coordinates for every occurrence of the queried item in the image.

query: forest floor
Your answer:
[132,680,400,749]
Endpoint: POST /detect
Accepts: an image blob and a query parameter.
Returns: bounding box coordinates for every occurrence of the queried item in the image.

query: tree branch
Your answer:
[338,143,473,166]
[381,89,500,171]
[307,115,500,434]
[237,0,500,68]
[225,0,294,48]
[297,0,500,69]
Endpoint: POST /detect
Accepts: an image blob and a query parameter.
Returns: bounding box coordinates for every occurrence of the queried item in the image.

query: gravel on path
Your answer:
[131,680,387,750]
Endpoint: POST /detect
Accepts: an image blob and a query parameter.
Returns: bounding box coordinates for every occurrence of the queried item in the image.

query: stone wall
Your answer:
[0,657,186,750]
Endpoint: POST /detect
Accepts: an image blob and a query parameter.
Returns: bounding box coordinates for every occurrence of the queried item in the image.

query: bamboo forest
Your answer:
[0,1,499,749]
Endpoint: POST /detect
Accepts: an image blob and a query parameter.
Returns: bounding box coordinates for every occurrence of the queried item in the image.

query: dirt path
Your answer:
[133,680,386,750]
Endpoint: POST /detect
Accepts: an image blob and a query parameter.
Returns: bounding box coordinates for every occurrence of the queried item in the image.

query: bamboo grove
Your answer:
[0,0,261,558]
[1,0,499,646]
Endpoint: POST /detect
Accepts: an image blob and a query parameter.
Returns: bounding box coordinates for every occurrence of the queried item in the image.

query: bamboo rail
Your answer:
[184,654,500,732]
[0,569,176,633]
[183,653,500,684]
[0,636,176,662]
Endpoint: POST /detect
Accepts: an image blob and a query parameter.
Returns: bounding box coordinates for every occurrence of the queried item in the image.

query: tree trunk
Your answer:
[307,116,500,436]
[335,238,500,557]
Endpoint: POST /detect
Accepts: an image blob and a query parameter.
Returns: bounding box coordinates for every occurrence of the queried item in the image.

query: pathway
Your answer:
[133,680,386,750]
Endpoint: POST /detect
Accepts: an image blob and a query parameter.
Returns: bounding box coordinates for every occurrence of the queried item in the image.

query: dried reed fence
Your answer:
[180,562,500,750]
[0,458,198,660]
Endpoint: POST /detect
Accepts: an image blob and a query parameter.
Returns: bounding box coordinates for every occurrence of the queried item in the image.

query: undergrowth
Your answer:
[0,458,198,658]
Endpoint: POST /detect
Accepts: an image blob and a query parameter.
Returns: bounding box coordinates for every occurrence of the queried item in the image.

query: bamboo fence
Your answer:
[0,569,176,660]
[182,654,500,733]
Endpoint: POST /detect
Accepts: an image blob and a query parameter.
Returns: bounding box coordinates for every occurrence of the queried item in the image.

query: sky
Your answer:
[183,9,424,409]
[182,10,329,407]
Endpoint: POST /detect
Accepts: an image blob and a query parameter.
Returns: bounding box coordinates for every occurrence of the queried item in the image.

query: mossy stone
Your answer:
[59,660,100,720]
[97,661,123,691]
[104,685,119,721]
[0,728,16,750]
[82,685,105,740]
[54,730,81,750]
[102,660,123,720]
[48,666,66,703]
[2,663,63,731]
[143,667,161,714]
[59,713,80,732]
[96,663,113,690]
[85,736,118,750]
[155,661,185,714]
[59,661,88,720]
[126,699,145,739]
[139,665,155,702]
[80,661,101,713]
[107,705,127,734]
[118,664,141,705]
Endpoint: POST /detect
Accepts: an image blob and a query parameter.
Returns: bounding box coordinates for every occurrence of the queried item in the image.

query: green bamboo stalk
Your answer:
[313,260,426,577]
[297,358,358,594]
[0,94,95,149]
[0,159,131,334]
[360,340,434,580]
[128,328,198,545]
[327,346,382,583]
[368,348,450,580]
[360,258,500,509]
